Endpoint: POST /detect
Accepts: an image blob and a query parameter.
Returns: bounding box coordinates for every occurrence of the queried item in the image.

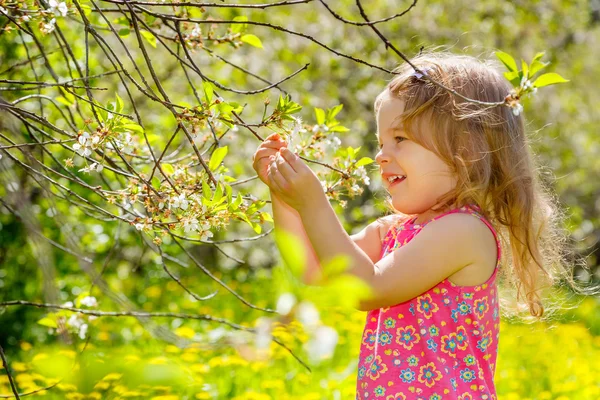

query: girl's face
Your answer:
[375,90,457,218]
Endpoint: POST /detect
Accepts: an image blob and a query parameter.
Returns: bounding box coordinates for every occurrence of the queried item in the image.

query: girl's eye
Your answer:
[395,136,406,143]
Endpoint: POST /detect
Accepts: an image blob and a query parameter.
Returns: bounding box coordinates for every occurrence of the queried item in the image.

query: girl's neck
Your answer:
[411,202,466,225]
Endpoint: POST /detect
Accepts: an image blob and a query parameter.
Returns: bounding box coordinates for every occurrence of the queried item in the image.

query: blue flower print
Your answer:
[392,357,402,367]
[451,309,459,323]
[462,292,474,300]
[429,394,442,400]
[493,306,499,319]
[477,332,492,352]
[464,354,476,366]
[427,338,438,352]
[457,301,472,315]
[399,368,416,383]
[365,354,374,364]
[450,377,457,391]
[459,368,476,383]
[442,294,453,307]
[407,355,419,366]
[408,302,416,316]
[384,317,396,329]
[374,385,386,397]
[358,366,366,379]
[429,325,440,337]
[378,330,393,346]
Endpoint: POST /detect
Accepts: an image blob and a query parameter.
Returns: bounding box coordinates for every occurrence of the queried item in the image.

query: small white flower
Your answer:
[67,314,83,328]
[199,229,213,241]
[22,15,30,21]
[135,223,144,231]
[62,301,74,308]
[511,102,523,116]
[183,217,199,233]
[78,323,88,339]
[254,317,273,350]
[303,325,339,362]
[41,18,56,34]
[80,296,98,307]
[0,6,7,15]
[191,23,201,38]
[297,301,320,328]
[171,193,189,210]
[276,292,297,316]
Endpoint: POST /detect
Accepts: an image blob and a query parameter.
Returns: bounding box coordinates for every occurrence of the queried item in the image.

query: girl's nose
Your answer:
[375,149,390,165]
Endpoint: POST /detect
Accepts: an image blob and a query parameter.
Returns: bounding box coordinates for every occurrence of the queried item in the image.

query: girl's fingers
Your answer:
[267,164,287,193]
[273,153,296,179]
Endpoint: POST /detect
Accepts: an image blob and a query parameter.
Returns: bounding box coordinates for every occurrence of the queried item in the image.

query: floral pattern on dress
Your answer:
[356,205,501,400]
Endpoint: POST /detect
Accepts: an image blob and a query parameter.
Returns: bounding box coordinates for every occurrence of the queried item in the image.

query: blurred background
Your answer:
[1,0,599,398]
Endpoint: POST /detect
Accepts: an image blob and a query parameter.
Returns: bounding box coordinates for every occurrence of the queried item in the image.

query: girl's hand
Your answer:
[267,147,325,212]
[252,133,287,186]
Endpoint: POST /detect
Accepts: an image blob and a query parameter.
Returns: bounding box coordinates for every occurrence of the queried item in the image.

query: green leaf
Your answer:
[503,70,520,86]
[213,182,223,202]
[59,87,75,104]
[314,108,325,125]
[251,222,262,234]
[329,125,349,133]
[38,317,57,328]
[529,60,549,78]
[202,81,214,104]
[521,59,529,81]
[531,51,545,64]
[151,176,161,190]
[231,193,243,211]
[533,72,569,88]
[202,180,212,200]
[329,104,344,119]
[241,34,263,49]
[261,212,273,223]
[355,157,374,168]
[140,30,157,48]
[118,28,130,38]
[122,123,144,134]
[495,51,518,73]
[113,16,130,26]
[56,96,73,107]
[162,163,175,176]
[209,146,228,171]
[231,16,248,34]
[115,94,123,114]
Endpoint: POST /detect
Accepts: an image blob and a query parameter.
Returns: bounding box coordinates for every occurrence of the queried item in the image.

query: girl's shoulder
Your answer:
[375,213,412,241]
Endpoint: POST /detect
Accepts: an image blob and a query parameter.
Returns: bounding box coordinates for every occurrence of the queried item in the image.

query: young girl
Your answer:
[252,52,579,399]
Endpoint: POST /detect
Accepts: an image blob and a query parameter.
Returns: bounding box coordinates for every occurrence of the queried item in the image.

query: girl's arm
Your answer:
[271,188,323,284]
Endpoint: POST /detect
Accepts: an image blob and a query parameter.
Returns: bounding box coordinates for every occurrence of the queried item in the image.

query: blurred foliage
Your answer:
[1,0,600,398]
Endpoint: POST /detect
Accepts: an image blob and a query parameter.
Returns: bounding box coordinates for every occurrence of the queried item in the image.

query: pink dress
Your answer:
[356,204,501,400]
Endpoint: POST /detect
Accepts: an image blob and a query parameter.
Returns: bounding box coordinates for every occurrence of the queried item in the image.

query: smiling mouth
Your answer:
[387,176,406,187]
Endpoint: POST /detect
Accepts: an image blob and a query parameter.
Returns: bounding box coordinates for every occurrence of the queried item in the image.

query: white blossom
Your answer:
[49,0,68,16]
[183,217,199,233]
[190,23,201,38]
[276,292,297,316]
[80,296,98,307]
[303,325,339,362]
[135,223,144,231]
[122,133,134,153]
[355,165,370,186]
[170,193,189,210]
[0,7,7,15]
[73,131,92,157]
[62,301,74,308]
[511,102,524,116]
[78,323,88,339]
[200,220,213,240]
[297,301,320,328]
[41,18,56,34]
[67,314,83,328]
[254,317,273,350]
